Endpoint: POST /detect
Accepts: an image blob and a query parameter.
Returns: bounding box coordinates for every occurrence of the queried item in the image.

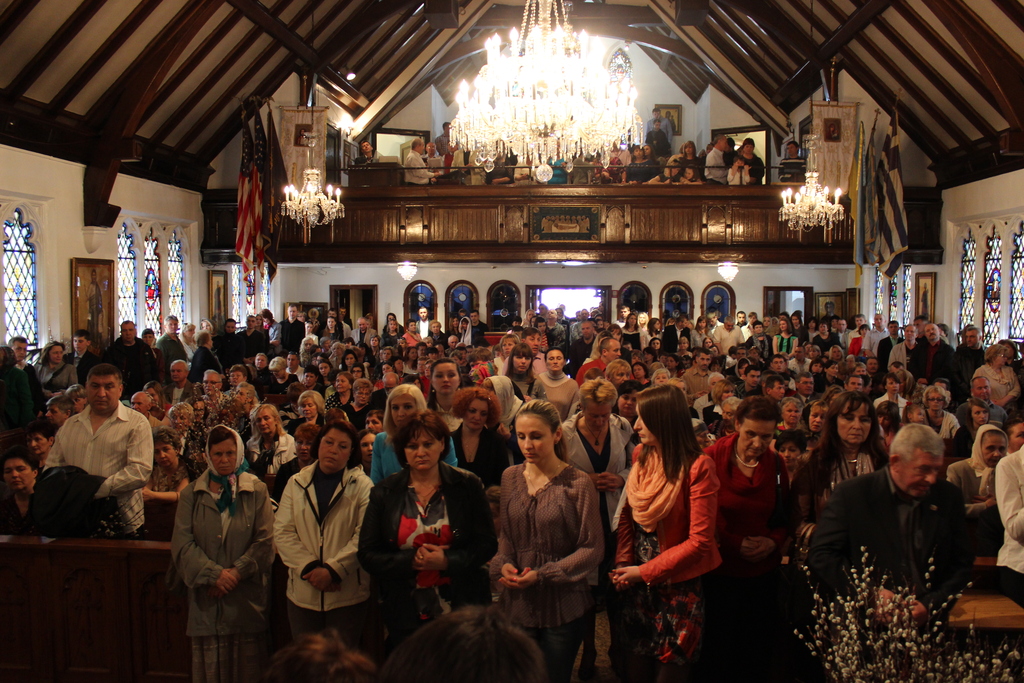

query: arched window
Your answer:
[1011,224,1024,340]
[2,208,38,345]
[959,234,977,330]
[486,281,520,332]
[117,223,138,325]
[983,232,1002,345]
[873,269,885,318]
[901,265,912,326]
[143,228,161,332]
[244,270,257,318]
[404,281,436,326]
[660,282,693,321]
[608,47,633,85]
[167,229,184,322]
[618,281,651,318]
[446,281,479,324]
[230,264,241,322]
[701,281,735,321]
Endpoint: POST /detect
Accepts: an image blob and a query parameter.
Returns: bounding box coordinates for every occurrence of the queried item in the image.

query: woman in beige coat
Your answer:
[274,420,373,644]
[171,425,275,683]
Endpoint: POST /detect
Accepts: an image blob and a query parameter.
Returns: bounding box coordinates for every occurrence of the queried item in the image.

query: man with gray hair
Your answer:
[704,134,729,184]
[809,423,973,625]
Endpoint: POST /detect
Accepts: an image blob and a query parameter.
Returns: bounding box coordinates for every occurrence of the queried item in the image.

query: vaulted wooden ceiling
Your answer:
[1,0,1022,227]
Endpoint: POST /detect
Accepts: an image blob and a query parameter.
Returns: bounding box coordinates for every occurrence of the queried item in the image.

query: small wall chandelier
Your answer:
[717,262,738,282]
[451,0,641,180]
[397,262,418,281]
[780,134,844,233]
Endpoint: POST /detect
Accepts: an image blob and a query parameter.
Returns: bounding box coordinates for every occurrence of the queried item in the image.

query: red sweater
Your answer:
[704,433,790,577]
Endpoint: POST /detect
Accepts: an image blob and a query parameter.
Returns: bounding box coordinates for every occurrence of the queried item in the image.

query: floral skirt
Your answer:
[620,527,704,665]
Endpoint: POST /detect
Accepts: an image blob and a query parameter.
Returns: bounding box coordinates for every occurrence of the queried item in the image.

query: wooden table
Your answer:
[949,589,1024,631]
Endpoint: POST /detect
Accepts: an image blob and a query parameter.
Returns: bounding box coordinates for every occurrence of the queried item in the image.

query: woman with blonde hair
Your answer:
[604,358,633,389]
[492,400,604,683]
[612,385,721,682]
[181,322,198,361]
[974,344,1021,409]
[493,333,521,375]
[34,341,77,398]
[286,390,326,436]
[369,383,457,483]
[247,403,296,477]
[651,367,672,387]
[923,384,959,438]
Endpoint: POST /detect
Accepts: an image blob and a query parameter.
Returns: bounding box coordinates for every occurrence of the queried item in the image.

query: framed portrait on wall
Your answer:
[208,270,229,334]
[70,258,115,354]
[815,292,845,320]
[915,273,936,321]
[654,104,683,136]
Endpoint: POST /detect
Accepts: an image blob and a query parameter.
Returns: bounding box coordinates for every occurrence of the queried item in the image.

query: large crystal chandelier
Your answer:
[282,164,344,232]
[780,134,844,234]
[451,0,641,180]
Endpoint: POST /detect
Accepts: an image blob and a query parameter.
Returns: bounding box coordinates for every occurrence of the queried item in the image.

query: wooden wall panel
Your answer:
[0,550,50,683]
[731,206,773,243]
[332,207,401,244]
[129,554,190,682]
[430,206,499,242]
[631,207,702,242]
[502,205,526,243]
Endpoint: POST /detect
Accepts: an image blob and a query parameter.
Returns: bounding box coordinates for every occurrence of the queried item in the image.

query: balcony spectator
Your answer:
[704,134,728,184]
[644,118,672,159]
[352,140,379,165]
[779,140,805,182]
[404,138,439,185]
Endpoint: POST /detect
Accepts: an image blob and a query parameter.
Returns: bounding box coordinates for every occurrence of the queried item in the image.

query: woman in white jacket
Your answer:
[274,420,373,644]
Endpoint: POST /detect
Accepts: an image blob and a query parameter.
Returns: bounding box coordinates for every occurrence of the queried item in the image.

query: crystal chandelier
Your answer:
[282,165,344,232]
[397,262,418,281]
[451,0,641,180]
[717,262,738,282]
[780,134,844,234]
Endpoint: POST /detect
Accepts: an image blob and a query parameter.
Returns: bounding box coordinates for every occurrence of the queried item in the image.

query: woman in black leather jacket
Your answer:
[357,410,497,650]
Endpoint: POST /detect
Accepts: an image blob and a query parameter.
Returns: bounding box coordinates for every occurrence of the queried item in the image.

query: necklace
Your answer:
[734,451,759,468]
[582,418,606,448]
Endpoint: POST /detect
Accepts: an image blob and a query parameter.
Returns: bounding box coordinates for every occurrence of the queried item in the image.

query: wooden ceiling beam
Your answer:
[367,28,442,101]
[990,0,1024,35]
[713,4,797,73]
[928,0,1024,141]
[704,12,787,85]
[0,0,41,50]
[83,0,221,228]
[475,4,662,28]
[722,4,803,66]
[348,12,427,91]
[344,5,423,79]
[313,0,424,72]
[697,20,776,99]
[772,0,891,107]
[225,0,368,107]
[5,0,104,100]
[47,0,161,113]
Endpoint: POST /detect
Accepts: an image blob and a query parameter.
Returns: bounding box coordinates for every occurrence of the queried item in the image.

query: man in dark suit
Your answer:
[907,323,956,388]
[809,424,974,624]
[661,315,691,355]
[875,319,902,370]
[65,329,100,385]
[369,372,399,411]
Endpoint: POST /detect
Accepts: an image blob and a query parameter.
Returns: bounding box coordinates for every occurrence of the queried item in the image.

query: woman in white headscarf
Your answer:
[483,374,525,465]
[171,425,275,683]
[458,316,475,347]
[946,424,1008,518]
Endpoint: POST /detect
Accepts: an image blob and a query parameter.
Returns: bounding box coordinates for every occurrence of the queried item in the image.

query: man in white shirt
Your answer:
[864,314,888,356]
[404,138,439,185]
[47,363,153,534]
[713,316,745,356]
[704,134,729,184]
[888,324,918,370]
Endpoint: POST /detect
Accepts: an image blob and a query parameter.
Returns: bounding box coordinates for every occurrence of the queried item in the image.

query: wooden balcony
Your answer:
[202,185,942,265]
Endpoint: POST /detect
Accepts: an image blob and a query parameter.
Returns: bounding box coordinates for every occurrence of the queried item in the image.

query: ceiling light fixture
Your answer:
[397,262,418,281]
[451,0,641,182]
[717,261,739,282]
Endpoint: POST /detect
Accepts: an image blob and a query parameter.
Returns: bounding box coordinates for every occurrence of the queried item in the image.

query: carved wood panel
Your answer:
[129,554,190,682]
[630,207,701,242]
[430,207,499,242]
[502,205,525,243]
[328,208,401,244]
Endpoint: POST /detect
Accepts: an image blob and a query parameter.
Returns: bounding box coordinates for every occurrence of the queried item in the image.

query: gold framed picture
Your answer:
[70,258,115,354]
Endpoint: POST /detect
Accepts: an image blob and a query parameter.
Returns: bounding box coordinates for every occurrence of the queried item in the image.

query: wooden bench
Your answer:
[949,589,1024,631]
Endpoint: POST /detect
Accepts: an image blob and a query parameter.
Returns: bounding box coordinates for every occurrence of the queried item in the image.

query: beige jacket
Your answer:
[274,463,373,611]
[171,470,275,637]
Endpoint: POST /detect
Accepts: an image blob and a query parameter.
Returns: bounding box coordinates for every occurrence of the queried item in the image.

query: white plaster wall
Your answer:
[383,88,433,133]
[0,143,203,346]
[272,261,856,324]
[709,87,759,131]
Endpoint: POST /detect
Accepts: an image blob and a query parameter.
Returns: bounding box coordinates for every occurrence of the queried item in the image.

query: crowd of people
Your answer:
[378,110,805,187]
[2,298,1023,683]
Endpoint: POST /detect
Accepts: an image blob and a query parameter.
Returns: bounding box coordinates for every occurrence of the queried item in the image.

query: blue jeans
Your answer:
[521,617,585,683]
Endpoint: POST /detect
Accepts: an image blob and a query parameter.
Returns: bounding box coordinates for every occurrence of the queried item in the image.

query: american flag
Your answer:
[251,109,266,272]
[235,114,257,274]
[876,109,908,279]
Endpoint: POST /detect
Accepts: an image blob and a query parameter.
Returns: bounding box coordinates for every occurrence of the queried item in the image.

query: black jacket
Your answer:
[215,332,245,369]
[567,337,595,377]
[808,467,973,612]
[102,338,156,394]
[452,425,508,488]
[875,335,901,371]
[661,325,690,355]
[952,345,985,403]
[187,346,222,384]
[64,350,100,385]
[907,339,956,387]
[357,462,497,632]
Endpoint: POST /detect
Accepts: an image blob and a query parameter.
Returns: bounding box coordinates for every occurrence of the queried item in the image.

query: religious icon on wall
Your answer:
[915,273,936,320]
[823,118,842,142]
[532,206,600,242]
[655,104,683,136]
[209,270,229,334]
[815,292,846,320]
[71,258,114,354]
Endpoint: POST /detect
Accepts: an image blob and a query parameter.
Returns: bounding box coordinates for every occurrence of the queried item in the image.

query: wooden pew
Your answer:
[949,590,1024,631]
[143,500,178,542]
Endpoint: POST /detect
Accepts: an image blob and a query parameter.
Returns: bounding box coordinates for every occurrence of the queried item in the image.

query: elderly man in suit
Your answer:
[163,360,195,406]
[809,423,974,625]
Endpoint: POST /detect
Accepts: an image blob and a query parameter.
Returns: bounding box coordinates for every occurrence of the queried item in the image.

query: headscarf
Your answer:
[205,426,249,515]
[459,317,474,346]
[488,375,523,427]
[970,423,1006,498]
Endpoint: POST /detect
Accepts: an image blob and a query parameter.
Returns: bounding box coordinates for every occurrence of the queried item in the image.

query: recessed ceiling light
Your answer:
[346,71,356,80]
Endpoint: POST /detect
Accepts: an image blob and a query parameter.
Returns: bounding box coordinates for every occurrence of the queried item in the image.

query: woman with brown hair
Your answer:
[451,386,508,487]
[612,385,721,682]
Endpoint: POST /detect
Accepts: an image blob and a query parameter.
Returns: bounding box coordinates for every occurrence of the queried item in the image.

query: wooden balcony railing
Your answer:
[201,185,942,265]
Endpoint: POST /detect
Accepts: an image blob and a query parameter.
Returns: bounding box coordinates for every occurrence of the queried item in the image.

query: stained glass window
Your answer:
[143,229,161,332]
[959,234,977,331]
[983,232,1002,345]
[1011,225,1024,340]
[902,265,912,326]
[230,264,241,322]
[873,269,884,317]
[117,223,138,325]
[608,48,632,84]
[167,230,184,322]
[260,266,270,313]
[888,276,898,325]
[2,208,38,345]
[244,269,256,318]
